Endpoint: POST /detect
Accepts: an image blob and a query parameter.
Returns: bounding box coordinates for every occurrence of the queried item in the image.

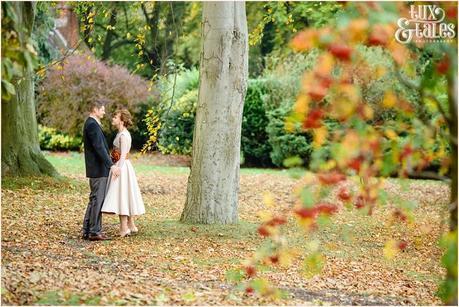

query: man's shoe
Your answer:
[82,233,90,240]
[89,233,111,241]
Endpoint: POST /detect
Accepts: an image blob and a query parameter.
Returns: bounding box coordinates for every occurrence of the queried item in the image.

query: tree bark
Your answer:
[1,2,58,177]
[101,7,118,60]
[180,1,248,224]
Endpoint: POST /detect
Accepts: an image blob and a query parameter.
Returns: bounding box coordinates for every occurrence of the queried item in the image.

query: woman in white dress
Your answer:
[101,109,145,237]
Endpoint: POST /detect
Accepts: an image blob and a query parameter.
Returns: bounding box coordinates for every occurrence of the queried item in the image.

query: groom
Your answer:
[82,100,120,241]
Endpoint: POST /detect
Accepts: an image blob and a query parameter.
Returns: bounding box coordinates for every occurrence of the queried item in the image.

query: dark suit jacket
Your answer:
[83,117,113,178]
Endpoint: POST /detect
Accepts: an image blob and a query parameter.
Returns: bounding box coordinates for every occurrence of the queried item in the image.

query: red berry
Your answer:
[308,86,328,102]
[398,241,408,250]
[257,226,270,237]
[271,216,287,226]
[355,195,366,209]
[446,5,457,20]
[269,255,279,264]
[400,145,414,160]
[244,266,256,278]
[328,43,352,61]
[347,157,362,172]
[303,108,324,129]
[316,203,339,215]
[369,140,380,152]
[245,286,254,294]
[368,34,387,46]
[338,188,352,201]
[319,76,333,89]
[436,56,450,75]
[393,209,407,222]
[317,171,346,185]
[294,207,318,219]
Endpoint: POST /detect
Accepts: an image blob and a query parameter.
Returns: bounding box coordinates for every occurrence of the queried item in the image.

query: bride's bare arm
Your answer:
[118,134,129,169]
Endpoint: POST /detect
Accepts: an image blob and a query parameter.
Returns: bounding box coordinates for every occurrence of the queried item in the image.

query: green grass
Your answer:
[36,291,101,305]
[43,151,290,176]
[1,175,85,191]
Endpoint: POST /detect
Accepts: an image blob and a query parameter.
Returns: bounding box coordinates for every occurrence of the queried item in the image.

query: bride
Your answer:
[101,109,145,237]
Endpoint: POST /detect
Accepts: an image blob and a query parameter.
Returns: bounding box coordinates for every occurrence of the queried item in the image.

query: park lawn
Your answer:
[1,152,450,305]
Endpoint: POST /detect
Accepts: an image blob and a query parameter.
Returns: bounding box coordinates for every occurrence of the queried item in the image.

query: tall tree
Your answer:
[180,2,248,224]
[1,2,58,177]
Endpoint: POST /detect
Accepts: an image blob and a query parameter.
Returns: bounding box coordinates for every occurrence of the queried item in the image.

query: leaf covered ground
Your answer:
[1,152,450,305]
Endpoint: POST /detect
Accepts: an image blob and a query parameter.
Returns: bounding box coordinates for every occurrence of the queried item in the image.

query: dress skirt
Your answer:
[101,160,145,216]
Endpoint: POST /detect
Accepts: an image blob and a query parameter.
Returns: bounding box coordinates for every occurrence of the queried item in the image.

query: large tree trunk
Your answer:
[180,1,248,224]
[1,2,58,177]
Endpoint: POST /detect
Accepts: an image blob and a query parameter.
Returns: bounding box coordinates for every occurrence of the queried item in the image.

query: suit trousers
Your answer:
[83,177,108,235]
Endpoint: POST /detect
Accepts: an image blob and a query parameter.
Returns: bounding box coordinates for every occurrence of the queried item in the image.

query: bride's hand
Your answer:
[111,165,121,179]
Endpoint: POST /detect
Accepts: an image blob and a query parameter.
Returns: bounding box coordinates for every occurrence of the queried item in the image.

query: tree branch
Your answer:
[110,39,137,50]
[407,170,451,182]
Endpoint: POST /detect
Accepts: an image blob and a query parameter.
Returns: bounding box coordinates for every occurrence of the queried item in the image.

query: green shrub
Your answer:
[158,67,199,109]
[142,68,200,155]
[39,125,82,151]
[241,79,272,166]
[266,103,312,167]
[157,89,198,155]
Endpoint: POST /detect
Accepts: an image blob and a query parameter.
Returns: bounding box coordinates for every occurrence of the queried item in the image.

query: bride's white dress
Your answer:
[101,130,145,216]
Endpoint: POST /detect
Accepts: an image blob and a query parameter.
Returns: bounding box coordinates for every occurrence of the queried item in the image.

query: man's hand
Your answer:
[111,165,121,179]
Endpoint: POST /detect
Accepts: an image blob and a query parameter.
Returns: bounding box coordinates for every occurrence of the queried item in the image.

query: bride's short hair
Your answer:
[115,108,133,128]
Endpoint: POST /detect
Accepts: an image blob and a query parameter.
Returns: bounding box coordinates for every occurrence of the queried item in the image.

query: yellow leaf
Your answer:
[278,249,294,267]
[383,239,398,260]
[284,118,296,133]
[306,240,320,252]
[317,53,334,76]
[382,91,397,108]
[296,217,315,231]
[362,104,374,120]
[312,126,328,148]
[257,211,273,224]
[262,192,275,207]
[323,159,336,171]
[330,84,359,120]
[384,129,398,140]
[347,18,369,43]
[301,172,315,186]
[375,65,387,78]
[294,95,310,115]
[302,252,325,278]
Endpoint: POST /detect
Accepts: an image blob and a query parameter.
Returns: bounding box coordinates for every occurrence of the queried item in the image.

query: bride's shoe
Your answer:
[129,226,139,234]
[119,229,131,237]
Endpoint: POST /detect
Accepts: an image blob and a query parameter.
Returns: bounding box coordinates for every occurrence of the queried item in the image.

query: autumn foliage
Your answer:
[241,2,457,303]
[37,54,153,136]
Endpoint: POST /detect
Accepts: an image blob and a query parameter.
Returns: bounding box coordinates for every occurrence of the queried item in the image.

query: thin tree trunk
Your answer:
[1,2,58,177]
[180,1,248,224]
[101,8,118,60]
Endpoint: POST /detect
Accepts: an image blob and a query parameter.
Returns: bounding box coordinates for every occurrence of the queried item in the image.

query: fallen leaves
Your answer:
[0,153,451,305]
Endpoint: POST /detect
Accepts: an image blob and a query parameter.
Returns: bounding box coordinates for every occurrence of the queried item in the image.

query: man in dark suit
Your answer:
[82,100,120,241]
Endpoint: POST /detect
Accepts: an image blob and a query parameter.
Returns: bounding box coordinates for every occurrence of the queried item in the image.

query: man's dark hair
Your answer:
[88,98,109,113]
